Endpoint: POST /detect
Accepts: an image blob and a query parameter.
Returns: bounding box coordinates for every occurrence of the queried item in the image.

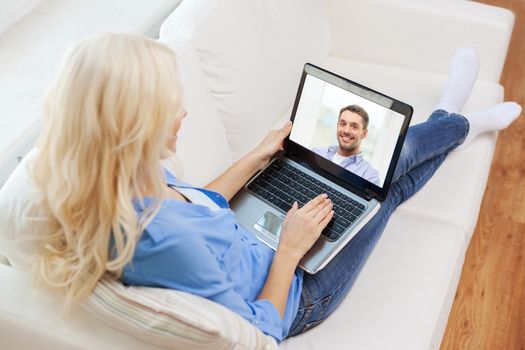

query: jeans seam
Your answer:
[453,113,470,146]
[288,283,313,336]
[289,283,338,336]
[397,112,465,182]
[400,158,440,200]
[298,294,334,331]
[325,265,357,310]
[432,111,470,153]
[304,294,333,329]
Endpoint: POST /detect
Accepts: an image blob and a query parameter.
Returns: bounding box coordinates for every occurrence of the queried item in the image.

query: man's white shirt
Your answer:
[331,151,347,165]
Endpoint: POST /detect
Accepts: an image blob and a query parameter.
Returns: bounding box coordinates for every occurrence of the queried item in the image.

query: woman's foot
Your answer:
[435,47,479,114]
[457,102,522,150]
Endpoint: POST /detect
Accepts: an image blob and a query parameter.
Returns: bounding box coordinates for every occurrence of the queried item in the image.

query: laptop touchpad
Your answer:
[254,212,283,239]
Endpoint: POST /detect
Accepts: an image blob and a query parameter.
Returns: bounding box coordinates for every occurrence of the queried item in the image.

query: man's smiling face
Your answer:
[336,110,368,156]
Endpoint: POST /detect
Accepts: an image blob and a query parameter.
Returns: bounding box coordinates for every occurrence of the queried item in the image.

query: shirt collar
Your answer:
[163,168,229,209]
[328,145,363,162]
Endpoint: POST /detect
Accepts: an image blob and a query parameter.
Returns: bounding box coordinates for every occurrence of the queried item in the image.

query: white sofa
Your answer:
[0,1,515,349]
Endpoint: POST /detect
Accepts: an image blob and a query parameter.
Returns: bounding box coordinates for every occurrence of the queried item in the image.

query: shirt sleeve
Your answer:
[122,233,285,341]
[311,147,328,159]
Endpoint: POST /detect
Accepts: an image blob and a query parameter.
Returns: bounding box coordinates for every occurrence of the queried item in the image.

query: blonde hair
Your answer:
[30,33,183,309]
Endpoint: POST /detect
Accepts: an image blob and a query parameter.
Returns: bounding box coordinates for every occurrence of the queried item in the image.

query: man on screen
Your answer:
[313,104,380,186]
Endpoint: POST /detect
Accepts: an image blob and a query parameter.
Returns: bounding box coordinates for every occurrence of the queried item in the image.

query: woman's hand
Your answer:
[277,194,334,263]
[205,121,292,201]
[250,121,292,171]
[257,194,333,317]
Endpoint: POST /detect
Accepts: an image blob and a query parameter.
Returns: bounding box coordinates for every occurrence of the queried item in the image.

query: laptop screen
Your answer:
[285,64,412,202]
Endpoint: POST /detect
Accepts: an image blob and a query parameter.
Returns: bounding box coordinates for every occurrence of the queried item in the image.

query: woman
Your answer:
[30,34,521,341]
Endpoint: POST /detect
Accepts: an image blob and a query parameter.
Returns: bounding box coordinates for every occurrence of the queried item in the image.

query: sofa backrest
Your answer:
[160,0,331,162]
[160,41,234,186]
[0,148,44,270]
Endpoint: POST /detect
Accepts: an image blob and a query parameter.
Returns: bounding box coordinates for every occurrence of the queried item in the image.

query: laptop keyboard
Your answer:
[246,159,366,241]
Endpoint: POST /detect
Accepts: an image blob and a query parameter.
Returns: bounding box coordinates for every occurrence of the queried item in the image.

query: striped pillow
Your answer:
[82,275,278,350]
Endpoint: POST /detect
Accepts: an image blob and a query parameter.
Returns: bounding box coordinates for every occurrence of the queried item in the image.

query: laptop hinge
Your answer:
[364,189,376,201]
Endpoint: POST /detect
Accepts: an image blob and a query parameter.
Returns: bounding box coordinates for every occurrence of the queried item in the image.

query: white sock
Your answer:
[435,47,479,114]
[457,102,522,150]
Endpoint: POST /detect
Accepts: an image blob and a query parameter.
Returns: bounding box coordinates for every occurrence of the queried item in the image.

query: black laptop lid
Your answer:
[284,63,412,202]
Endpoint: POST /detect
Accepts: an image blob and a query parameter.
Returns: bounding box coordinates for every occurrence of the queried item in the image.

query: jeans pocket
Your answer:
[302,318,325,332]
[294,294,333,335]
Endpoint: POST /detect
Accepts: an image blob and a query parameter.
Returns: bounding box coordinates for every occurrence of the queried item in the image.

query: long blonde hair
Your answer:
[31,33,183,308]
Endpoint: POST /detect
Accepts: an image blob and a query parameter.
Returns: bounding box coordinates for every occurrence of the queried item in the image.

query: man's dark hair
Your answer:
[339,104,369,130]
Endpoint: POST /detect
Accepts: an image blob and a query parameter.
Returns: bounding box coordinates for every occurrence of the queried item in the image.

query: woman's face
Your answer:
[167,108,187,152]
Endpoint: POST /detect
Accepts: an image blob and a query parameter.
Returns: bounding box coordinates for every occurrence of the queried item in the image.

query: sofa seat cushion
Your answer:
[280,213,467,350]
[272,57,502,239]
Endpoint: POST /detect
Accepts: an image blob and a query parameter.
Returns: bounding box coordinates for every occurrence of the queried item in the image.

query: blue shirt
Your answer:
[121,171,303,341]
[313,145,380,186]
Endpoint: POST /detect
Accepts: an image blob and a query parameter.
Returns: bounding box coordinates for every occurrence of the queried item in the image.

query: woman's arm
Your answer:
[205,122,292,201]
[123,232,288,340]
[257,251,299,318]
[257,195,334,317]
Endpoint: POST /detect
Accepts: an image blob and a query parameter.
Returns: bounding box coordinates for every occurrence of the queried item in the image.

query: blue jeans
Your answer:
[287,110,469,337]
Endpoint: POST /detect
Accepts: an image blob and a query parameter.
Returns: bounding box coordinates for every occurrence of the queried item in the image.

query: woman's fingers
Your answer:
[281,121,292,134]
[288,201,299,214]
[279,194,333,260]
[255,122,293,163]
[301,193,329,213]
[312,200,334,224]
[317,209,334,230]
[276,122,292,149]
[271,121,292,143]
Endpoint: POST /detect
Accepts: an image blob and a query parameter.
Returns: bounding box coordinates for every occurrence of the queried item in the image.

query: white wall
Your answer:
[289,75,326,146]
[0,0,182,188]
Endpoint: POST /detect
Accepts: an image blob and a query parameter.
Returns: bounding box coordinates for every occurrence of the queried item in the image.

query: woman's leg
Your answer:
[286,44,522,336]
[392,110,468,183]
[287,112,469,336]
[288,102,522,336]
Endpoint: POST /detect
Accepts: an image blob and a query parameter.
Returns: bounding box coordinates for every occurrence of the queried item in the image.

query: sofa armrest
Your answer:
[326,0,514,82]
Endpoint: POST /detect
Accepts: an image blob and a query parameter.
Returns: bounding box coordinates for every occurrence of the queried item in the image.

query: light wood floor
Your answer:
[440,0,525,349]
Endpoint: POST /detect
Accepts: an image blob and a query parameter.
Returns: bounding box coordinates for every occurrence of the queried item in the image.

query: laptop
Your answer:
[230,63,412,273]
